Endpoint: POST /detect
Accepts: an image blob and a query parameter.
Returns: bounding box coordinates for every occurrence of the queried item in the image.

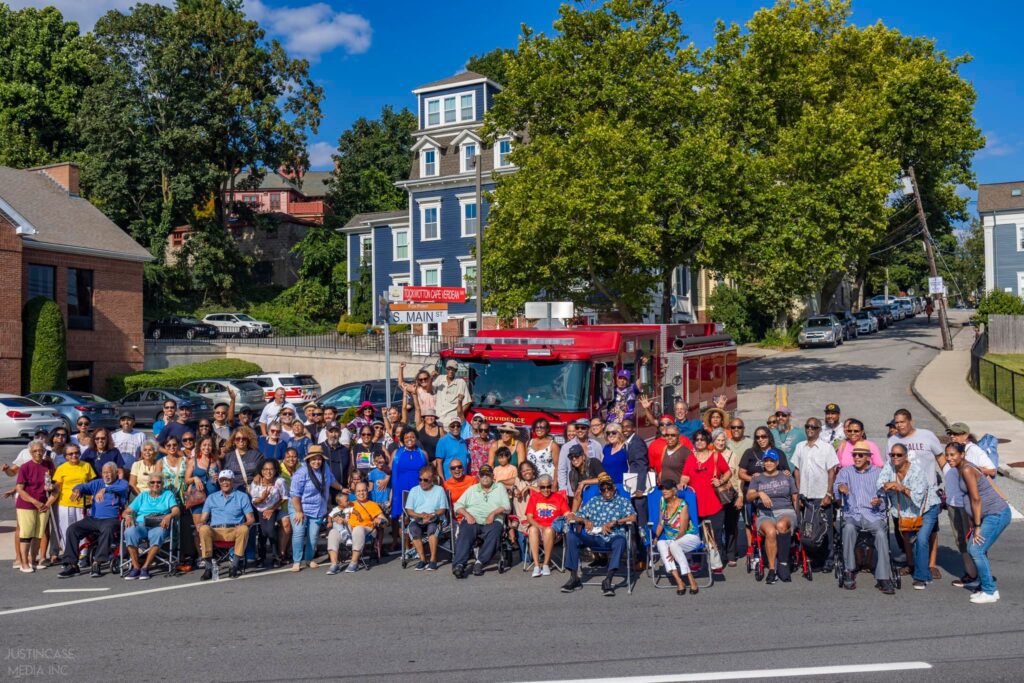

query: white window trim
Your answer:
[1016,223,1024,252]
[458,255,477,300]
[358,234,372,265]
[391,227,410,261]
[494,137,514,169]
[462,317,479,336]
[418,258,443,288]
[390,273,411,287]
[423,91,476,129]
[420,146,438,178]
[460,141,479,174]
[417,200,441,242]
[458,196,478,238]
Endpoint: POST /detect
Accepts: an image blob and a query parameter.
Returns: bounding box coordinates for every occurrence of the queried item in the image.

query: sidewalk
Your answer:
[912,325,1024,485]
[736,343,784,365]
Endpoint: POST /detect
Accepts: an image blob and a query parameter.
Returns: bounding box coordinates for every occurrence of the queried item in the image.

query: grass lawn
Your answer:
[979,354,1024,418]
[986,354,1024,374]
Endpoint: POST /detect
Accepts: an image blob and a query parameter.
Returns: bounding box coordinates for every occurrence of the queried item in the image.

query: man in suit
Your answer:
[621,418,650,567]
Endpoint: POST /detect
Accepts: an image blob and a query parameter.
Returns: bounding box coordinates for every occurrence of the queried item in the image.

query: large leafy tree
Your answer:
[326,105,416,224]
[0,4,96,167]
[77,0,323,258]
[466,48,515,85]
[482,0,728,321]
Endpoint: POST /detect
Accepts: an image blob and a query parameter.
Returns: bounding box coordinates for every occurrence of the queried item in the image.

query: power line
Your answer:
[929,235,969,303]
[868,227,924,257]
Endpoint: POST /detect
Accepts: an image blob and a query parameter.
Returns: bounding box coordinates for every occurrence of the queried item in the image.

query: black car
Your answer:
[319,379,413,416]
[862,305,891,330]
[834,310,859,341]
[146,316,219,340]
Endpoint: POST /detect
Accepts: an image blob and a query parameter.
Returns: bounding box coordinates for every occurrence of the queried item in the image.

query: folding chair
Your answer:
[118,516,180,577]
[521,491,568,574]
[571,484,635,594]
[646,486,713,589]
[400,489,453,568]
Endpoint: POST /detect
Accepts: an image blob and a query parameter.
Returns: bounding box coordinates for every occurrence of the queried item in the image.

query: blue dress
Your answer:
[189,458,219,514]
[390,446,428,519]
[602,444,629,486]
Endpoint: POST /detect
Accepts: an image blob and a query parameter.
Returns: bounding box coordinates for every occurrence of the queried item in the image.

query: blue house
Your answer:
[980,181,1024,296]
[342,71,516,336]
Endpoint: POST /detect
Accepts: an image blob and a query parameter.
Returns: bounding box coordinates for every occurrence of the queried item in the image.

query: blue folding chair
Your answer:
[570,484,635,594]
[646,487,713,589]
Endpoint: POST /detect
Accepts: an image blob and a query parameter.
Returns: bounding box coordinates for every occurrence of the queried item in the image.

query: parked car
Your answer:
[26,391,120,432]
[146,316,219,341]
[0,395,65,440]
[319,379,413,416]
[201,313,273,338]
[884,302,905,322]
[862,305,892,329]
[869,294,896,307]
[117,387,213,426]
[798,315,844,348]
[834,310,859,341]
[893,297,916,318]
[247,373,322,405]
[853,310,878,334]
[178,379,267,413]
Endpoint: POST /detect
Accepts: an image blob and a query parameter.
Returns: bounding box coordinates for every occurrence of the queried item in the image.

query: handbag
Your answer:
[896,490,927,533]
[713,453,737,505]
[183,483,207,509]
[701,519,723,570]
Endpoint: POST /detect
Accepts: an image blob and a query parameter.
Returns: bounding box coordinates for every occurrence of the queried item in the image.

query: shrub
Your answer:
[707,284,772,345]
[22,297,67,393]
[338,406,358,425]
[973,290,1024,325]
[336,321,368,336]
[106,358,262,399]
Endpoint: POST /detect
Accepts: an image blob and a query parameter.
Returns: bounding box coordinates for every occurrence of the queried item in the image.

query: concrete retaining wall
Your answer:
[145,344,433,390]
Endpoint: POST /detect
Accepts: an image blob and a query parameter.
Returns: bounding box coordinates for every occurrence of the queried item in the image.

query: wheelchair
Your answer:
[645,486,714,590]
[832,495,901,590]
[399,489,454,568]
[746,507,812,582]
[452,506,516,574]
[118,516,180,578]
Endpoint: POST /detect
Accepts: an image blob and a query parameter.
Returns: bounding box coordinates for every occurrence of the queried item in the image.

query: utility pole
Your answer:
[379,294,392,410]
[884,267,889,304]
[474,148,483,332]
[907,165,952,351]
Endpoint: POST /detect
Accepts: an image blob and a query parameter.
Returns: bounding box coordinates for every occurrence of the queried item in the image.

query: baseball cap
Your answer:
[478,464,494,476]
[448,417,462,427]
[218,470,234,480]
[616,369,631,379]
[763,449,780,461]
[574,417,591,427]
[885,419,897,429]
[445,360,459,370]
[568,444,585,458]
[946,422,970,436]
[34,426,49,435]
[824,403,840,413]
[326,422,341,432]
[119,412,136,420]
[775,407,792,416]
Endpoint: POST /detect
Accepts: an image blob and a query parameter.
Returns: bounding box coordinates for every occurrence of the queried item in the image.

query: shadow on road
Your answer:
[740,355,886,390]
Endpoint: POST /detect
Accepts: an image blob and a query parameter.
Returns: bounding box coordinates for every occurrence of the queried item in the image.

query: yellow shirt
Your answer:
[54,461,95,507]
[131,460,162,490]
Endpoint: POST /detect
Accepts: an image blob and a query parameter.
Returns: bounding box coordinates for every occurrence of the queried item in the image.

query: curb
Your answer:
[999,462,1024,485]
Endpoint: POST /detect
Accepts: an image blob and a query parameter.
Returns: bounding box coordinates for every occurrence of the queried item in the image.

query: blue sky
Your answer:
[13,0,1024,209]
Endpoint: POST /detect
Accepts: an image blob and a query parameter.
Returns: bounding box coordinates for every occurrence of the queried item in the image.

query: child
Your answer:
[346,470,365,502]
[493,446,518,492]
[325,492,353,575]
[368,452,395,550]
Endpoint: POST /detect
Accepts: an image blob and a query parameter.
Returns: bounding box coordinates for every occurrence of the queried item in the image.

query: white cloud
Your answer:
[307,141,335,169]
[6,0,371,60]
[977,130,1016,159]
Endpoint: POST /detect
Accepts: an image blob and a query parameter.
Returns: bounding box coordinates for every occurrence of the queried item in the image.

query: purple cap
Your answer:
[616,369,631,379]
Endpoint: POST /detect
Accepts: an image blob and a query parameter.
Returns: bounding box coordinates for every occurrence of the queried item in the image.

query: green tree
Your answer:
[0,4,96,167]
[326,105,417,224]
[483,0,726,321]
[290,223,348,319]
[348,255,374,324]
[974,290,1024,325]
[22,297,67,393]
[173,219,252,304]
[466,48,515,85]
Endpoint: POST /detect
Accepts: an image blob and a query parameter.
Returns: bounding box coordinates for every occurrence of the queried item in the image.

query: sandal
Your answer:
[689,585,699,595]
[930,566,941,580]
[676,586,687,596]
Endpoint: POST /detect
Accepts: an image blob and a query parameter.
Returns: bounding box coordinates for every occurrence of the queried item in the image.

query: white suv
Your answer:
[247,373,322,404]
[202,313,273,338]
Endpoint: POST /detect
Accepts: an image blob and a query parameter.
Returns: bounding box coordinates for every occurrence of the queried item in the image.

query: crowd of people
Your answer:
[2,370,1012,603]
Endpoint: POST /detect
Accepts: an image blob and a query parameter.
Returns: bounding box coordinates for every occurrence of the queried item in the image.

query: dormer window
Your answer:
[1013,188,1022,197]
[461,142,477,173]
[423,91,476,128]
[495,137,513,168]
[422,147,437,177]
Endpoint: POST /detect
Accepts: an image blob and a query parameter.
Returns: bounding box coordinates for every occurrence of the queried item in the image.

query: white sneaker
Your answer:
[531,565,543,578]
[541,565,552,576]
[970,591,1000,604]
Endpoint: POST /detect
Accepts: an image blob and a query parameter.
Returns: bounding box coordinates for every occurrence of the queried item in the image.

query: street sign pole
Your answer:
[379,295,392,410]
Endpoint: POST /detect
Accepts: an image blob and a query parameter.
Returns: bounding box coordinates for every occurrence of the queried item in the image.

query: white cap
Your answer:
[218,470,234,480]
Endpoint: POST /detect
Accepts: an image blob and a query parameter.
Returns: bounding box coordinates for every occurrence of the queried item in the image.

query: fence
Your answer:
[148,332,462,356]
[988,315,1024,354]
[970,330,1024,419]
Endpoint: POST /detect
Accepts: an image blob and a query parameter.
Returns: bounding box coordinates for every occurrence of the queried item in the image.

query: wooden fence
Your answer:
[987,315,1024,354]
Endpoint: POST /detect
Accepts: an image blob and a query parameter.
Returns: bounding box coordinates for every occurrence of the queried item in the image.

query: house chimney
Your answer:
[29,162,80,195]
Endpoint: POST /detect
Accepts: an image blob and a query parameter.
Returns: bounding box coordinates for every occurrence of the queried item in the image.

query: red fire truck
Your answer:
[439,323,736,440]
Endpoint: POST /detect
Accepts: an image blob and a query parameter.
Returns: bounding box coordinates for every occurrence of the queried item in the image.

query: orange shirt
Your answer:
[444,474,478,504]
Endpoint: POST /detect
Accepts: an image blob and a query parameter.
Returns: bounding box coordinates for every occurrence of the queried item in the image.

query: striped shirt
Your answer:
[833,464,885,523]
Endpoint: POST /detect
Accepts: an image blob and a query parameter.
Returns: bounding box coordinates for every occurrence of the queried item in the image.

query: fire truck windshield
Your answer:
[466,359,589,412]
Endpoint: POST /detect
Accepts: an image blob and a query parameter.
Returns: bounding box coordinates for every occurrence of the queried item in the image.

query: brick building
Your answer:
[0,163,153,394]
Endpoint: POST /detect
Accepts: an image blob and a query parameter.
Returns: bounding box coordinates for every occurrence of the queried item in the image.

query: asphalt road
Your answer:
[1,315,1022,683]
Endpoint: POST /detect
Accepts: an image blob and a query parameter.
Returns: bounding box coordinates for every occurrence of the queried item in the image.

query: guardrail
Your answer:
[970,330,1024,419]
[148,333,462,356]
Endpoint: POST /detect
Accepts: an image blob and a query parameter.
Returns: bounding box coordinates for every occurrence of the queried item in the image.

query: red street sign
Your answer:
[403,286,466,303]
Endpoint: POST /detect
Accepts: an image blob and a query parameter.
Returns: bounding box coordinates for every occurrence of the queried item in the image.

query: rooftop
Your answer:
[412,70,502,94]
[342,209,407,230]
[977,181,1024,214]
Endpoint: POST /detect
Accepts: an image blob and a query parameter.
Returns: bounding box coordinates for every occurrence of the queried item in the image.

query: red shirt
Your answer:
[681,451,731,517]
[525,490,570,527]
[16,459,54,511]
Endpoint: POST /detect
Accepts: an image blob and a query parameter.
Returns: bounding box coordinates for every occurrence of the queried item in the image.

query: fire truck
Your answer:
[439,323,736,440]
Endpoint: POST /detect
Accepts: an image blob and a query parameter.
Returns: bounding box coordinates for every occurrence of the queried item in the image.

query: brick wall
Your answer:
[21,248,145,394]
[0,214,23,393]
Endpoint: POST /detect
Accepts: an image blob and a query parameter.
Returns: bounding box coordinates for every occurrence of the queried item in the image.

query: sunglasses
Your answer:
[269,429,280,434]
[77,422,89,426]
[846,427,862,432]
[606,430,621,435]
[451,465,464,470]
[534,425,549,430]
[419,478,433,483]
[182,437,195,442]
[539,485,552,490]
[149,481,163,486]
[658,421,674,427]
[729,425,743,430]
[755,434,770,440]
[805,425,820,431]
[313,412,323,417]
[888,452,905,458]
[360,432,372,436]
[853,452,870,458]
[234,437,248,442]
[417,377,430,382]
[599,485,614,491]
[664,433,680,438]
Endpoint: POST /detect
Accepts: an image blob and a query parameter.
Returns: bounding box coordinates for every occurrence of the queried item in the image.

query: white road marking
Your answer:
[43,588,110,593]
[517,661,932,683]
[0,567,293,616]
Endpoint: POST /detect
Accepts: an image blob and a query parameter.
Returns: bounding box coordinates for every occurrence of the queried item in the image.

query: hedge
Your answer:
[106,358,263,399]
[337,322,368,336]
[23,297,67,393]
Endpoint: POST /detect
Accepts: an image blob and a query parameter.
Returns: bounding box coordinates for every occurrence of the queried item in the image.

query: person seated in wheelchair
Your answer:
[653,479,700,596]
[59,462,130,578]
[122,478,181,580]
[746,450,798,584]
[197,470,256,580]
[452,464,510,579]
[405,466,448,571]
[833,444,895,594]
[560,473,636,597]
[525,474,569,577]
